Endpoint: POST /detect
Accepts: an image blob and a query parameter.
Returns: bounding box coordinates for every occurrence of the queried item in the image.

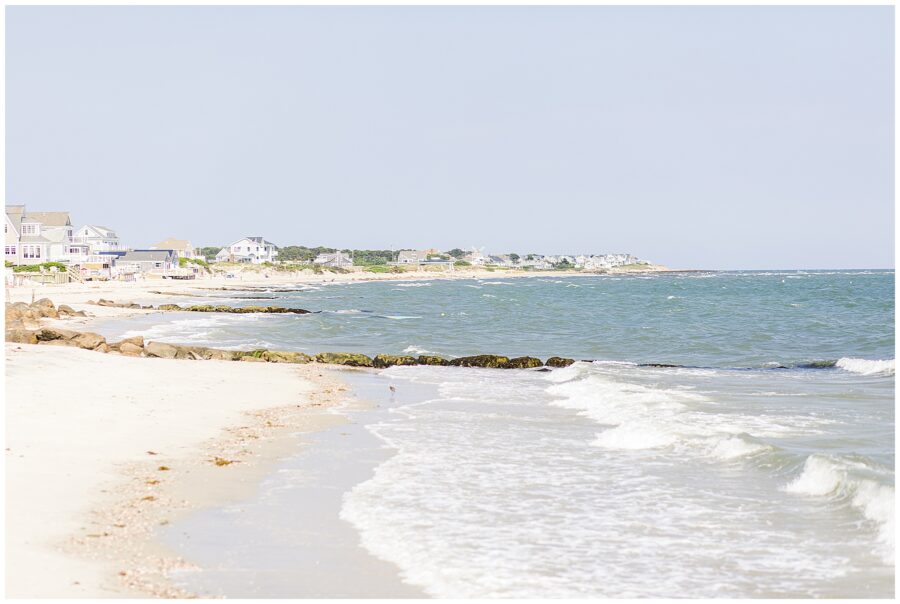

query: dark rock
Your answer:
[315,352,374,367]
[373,354,419,368]
[505,356,544,369]
[156,304,183,311]
[449,354,510,368]
[35,327,80,342]
[263,350,313,364]
[545,357,576,368]
[416,355,449,366]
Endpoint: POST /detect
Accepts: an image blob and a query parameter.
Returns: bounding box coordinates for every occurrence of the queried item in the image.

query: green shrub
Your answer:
[454,260,471,267]
[12,261,68,273]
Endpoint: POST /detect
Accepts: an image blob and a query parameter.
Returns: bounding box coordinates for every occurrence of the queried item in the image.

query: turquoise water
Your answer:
[93,270,895,597]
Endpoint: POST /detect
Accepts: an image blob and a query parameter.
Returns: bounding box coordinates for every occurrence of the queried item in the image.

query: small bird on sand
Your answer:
[389,385,396,394]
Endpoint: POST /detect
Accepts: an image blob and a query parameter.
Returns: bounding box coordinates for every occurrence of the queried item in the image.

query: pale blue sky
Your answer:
[6,6,894,269]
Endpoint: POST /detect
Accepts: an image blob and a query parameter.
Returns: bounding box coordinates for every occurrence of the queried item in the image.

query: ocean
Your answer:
[92,270,895,597]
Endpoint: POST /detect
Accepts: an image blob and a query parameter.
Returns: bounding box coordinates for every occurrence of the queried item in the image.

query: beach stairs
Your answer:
[66,266,85,284]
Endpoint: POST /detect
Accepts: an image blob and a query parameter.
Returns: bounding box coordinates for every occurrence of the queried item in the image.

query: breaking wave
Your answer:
[835,357,895,376]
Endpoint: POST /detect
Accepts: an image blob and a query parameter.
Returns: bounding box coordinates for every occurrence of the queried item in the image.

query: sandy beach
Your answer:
[5,342,354,597]
[4,264,676,312]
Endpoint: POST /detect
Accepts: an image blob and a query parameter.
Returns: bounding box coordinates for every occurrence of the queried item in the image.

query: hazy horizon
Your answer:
[6,6,894,270]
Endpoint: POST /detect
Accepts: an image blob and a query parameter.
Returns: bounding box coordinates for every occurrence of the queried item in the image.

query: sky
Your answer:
[6,6,894,269]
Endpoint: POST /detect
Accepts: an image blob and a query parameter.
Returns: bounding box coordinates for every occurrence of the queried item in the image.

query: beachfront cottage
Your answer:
[396,250,425,264]
[116,250,178,274]
[151,237,200,259]
[75,225,123,255]
[313,252,352,267]
[215,236,278,264]
[5,205,80,265]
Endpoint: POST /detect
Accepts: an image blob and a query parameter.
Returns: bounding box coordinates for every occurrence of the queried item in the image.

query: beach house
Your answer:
[116,250,178,274]
[396,250,426,264]
[5,205,82,265]
[75,225,123,254]
[313,251,352,267]
[151,237,200,260]
[215,237,278,264]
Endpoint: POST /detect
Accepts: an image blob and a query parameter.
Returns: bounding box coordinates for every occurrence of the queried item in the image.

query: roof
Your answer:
[78,225,118,238]
[24,212,71,227]
[397,250,421,261]
[119,250,174,263]
[153,238,191,251]
[240,236,277,247]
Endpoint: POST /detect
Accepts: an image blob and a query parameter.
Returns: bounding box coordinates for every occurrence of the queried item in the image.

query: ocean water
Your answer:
[94,270,895,597]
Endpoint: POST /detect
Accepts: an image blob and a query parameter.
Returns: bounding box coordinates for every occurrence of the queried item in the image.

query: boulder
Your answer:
[30,299,58,319]
[57,304,77,316]
[505,356,544,369]
[5,329,38,344]
[232,349,269,361]
[6,303,23,323]
[545,357,575,368]
[373,354,419,368]
[121,335,145,348]
[416,355,450,366]
[31,298,56,312]
[71,332,106,350]
[263,350,313,364]
[449,355,510,368]
[240,355,266,362]
[156,304,183,311]
[206,348,239,361]
[144,341,179,359]
[94,343,110,353]
[315,352,375,367]
[35,327,80,342]
[119,341,144,356]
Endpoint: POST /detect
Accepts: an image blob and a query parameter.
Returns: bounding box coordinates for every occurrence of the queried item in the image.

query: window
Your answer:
[22,245,41,259]
[5,246,16,255]
[21,224,38,236]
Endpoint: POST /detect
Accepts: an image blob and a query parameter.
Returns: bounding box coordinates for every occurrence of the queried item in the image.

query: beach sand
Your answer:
[3,343,369,597]
[4,263,675,313]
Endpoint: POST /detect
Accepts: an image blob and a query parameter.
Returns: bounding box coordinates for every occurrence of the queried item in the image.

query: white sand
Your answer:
[4,343,331,598]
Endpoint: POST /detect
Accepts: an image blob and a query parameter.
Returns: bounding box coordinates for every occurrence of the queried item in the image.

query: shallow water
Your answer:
[95,270,893,597]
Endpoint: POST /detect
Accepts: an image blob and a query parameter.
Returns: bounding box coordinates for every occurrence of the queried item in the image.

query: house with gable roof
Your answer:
[215,236,278,264]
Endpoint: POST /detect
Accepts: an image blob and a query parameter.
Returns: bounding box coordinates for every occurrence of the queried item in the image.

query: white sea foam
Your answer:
[394,282,431,287]
[784,455,894,563]
[402,345,434,355]
[835,357,895,376]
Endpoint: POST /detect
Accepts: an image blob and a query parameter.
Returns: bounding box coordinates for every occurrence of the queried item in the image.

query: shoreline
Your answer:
[4,343,383,598]
[3,264,688,311]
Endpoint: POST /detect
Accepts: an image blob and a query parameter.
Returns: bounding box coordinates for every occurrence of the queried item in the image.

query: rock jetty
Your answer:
[88,299,311,314]
[5,300,582,370]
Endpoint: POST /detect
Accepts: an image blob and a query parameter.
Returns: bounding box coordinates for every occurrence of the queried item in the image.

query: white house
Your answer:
[215,237,278,264]
[74,225,123,254]
[152,237,200,260]
[5,205,80,265]
[313,252,352,267]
